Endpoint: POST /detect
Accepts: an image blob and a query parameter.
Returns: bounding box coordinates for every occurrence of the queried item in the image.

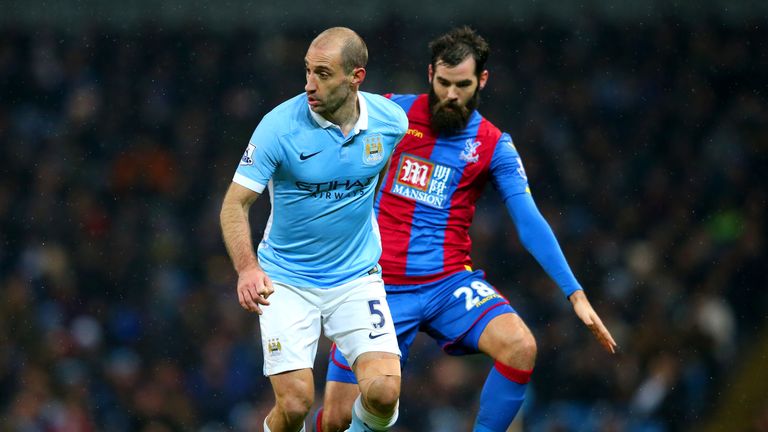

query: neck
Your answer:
[322,91,359,137]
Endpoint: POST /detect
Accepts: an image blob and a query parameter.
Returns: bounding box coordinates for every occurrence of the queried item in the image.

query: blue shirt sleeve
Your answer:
[233,113,284,193]
[489,133,530,200]
[490,135,583,298]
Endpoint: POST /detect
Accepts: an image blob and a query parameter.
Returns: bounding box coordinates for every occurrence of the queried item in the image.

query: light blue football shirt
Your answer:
[234,92,408,288]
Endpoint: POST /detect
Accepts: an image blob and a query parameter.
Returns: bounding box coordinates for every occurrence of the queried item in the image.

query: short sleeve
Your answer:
[395,105,409,140]
[233,115,283,193]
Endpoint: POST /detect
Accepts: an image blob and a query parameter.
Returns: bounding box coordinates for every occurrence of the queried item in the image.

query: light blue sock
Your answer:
[347,395,398,432]
[264,417,306,432]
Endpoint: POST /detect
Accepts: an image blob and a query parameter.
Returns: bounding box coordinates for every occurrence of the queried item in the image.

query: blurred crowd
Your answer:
[0,16,766,432]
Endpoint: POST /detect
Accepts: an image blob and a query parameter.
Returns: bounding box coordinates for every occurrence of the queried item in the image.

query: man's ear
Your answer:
[352,67,366,85]
[478,69,489,90]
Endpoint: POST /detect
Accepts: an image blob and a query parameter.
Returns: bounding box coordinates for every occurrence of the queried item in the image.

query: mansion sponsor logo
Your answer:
[391,154,453,208]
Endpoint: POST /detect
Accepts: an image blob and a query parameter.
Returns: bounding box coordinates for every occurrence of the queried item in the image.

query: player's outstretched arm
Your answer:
[568,290,617,353]
[502,193,617,353]
[220,182,274,314]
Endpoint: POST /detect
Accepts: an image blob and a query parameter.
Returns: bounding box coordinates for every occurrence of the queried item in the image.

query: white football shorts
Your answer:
[258,273,400,376]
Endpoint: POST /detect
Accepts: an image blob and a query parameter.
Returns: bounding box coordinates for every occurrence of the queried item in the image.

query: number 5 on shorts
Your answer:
[368,300,386,329]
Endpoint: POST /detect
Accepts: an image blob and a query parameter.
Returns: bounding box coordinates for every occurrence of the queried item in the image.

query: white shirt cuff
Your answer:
[233,173,266,193]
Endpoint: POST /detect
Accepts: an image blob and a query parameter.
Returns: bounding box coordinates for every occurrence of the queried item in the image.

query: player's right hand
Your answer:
[237,265,274,315]
[569,289,617,354]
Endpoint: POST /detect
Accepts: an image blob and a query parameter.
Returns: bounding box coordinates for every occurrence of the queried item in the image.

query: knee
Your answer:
[519,332,537,364]
[498,331,537,368]
[276,392,313,423]
[362,375,400,414]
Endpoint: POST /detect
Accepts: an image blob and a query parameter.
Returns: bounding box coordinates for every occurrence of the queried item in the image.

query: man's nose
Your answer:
[305,75,316,92]
[446,86,459,100]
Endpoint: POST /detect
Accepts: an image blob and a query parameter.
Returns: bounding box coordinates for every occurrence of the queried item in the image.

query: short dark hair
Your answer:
[340,32,368,73]
[429,26,489,77]
[313,27,368,74]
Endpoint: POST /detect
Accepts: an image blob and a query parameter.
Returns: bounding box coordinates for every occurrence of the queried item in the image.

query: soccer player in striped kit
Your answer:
[317,26,617,432]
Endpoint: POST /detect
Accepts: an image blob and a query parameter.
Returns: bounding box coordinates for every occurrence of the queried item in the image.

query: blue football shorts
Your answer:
[326,269,515,383]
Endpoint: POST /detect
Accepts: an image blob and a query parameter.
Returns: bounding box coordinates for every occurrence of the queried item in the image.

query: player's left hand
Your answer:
[569,290,617,354]
[237,264,274,315]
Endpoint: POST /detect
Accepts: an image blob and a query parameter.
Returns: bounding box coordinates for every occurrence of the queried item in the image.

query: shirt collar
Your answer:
[309,92,369,134]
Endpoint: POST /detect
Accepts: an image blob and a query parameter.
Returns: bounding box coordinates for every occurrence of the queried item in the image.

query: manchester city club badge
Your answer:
[362,134,384,166]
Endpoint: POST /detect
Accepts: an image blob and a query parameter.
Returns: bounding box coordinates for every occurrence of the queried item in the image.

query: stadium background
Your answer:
[1,1,766,431]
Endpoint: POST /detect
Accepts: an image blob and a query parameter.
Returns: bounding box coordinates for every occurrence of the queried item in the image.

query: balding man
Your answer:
[220,27,408,432]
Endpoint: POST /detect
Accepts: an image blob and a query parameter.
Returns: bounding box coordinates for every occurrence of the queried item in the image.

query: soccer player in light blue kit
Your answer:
[220,27,408,432]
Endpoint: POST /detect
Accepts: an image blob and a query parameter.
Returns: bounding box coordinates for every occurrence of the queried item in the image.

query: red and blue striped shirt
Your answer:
[376,93,582,297]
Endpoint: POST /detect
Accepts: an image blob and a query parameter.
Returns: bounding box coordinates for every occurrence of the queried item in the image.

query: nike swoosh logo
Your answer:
[368,332,388,340]
[299,150,322,160]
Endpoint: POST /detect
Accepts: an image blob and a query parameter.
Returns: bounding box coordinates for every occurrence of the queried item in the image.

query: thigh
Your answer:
[259,281,322,376]
[326,288,422,384]
[322,275,400,367]
[477,312,535,363]
[422,270,516,355]
[269,368,315,404]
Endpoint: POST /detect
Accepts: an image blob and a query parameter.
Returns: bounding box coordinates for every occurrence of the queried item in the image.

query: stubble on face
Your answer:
[305,46,349,114]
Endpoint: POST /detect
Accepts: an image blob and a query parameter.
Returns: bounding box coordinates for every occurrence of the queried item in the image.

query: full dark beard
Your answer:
[428,88,480,134]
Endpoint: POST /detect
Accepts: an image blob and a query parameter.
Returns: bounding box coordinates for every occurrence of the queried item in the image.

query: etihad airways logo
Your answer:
[391,154,453,208]
[296,176,377,200]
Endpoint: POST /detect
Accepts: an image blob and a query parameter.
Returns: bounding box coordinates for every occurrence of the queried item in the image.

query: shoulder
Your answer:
[384,93,429,126]
[473,113,516,151]
[361,92,409,134]
[259,93,310,136]
[475,113,503,139]
[384,93,422,109]
[485,122,519,163]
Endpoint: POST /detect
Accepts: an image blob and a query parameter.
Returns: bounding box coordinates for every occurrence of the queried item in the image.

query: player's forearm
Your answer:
[506,193,582,297]
[521,223,582,297]
[220,199,260,273]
